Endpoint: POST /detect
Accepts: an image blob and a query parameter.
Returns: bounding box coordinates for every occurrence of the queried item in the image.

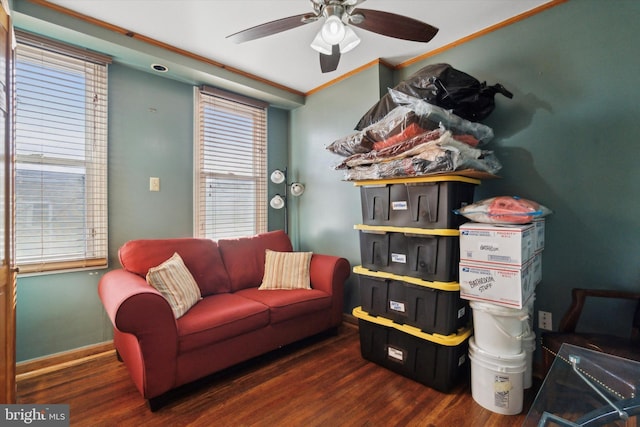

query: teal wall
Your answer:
[108,64,195,251]
[291,0,640,334]
[16,64,289,362]
[16,272,108,360]
[290,65,383,309]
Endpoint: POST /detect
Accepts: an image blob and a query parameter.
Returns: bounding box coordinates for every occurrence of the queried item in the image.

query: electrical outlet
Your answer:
[539,310,552,330]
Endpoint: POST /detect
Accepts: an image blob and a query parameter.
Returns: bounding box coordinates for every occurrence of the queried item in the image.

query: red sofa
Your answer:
[98,230,350,410]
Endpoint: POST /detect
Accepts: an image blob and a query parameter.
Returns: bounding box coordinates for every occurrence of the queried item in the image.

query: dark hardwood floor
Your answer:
[17,323,539,426]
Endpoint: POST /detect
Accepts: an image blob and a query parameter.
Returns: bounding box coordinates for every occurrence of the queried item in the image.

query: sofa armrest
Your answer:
[98,269,179,398]
[99,269,177,334]
[309,254,351,326]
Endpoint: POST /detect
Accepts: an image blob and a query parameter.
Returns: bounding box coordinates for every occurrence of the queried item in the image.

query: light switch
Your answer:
[150,177,160,192]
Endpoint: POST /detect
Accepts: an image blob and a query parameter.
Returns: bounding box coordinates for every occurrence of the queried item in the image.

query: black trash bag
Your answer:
[355,63,513,130]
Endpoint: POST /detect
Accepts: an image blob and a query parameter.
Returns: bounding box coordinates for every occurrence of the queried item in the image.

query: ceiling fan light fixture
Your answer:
[339,26,360,53]
[321,15,346,45]
[310,31,333,55]
[348,12,365,25]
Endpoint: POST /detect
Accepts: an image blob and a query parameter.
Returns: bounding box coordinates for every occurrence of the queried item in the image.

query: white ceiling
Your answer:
[44,0,553,94]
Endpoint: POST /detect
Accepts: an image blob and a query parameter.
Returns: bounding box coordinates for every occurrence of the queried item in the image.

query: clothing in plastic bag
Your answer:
[325,131,373,157]
[389,89,495,145]
[335,128,444,169]
[327,99,493,159]
[342,155,453,181]
[340,131,502,181]
[454,196,552,224]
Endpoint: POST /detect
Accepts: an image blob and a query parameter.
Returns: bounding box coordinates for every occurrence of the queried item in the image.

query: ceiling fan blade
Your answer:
[227,13,314,43]
[320,45,341,73]
[350,9,439,42]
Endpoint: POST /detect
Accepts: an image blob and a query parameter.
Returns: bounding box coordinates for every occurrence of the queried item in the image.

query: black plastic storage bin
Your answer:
[357,176,479,229]
[355,266,469,335]
[356,225,460,282]
[353,307,470,393]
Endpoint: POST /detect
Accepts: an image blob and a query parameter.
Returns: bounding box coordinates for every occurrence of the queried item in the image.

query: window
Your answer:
[14,31,110,273]
[195,86,268,240]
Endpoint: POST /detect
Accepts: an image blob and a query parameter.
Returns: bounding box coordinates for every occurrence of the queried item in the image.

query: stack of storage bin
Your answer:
[351,175,480,393]
[458,220,545,414]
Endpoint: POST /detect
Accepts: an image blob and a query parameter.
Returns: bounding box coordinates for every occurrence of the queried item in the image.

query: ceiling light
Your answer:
[339,26,360,53]
[151,64,168,72]
[310,32,333,55]
[321,15,345,45]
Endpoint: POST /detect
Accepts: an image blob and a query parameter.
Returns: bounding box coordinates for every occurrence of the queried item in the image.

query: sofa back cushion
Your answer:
[119,238,231,296]
[218,230,293,292]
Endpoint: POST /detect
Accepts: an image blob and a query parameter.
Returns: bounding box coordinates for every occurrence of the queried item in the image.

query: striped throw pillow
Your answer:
[259,250,312,290]
[146,252,202,318]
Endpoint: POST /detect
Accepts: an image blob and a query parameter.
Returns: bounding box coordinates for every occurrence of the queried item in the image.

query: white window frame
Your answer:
[194,86,268,240]
[14,31,110,274]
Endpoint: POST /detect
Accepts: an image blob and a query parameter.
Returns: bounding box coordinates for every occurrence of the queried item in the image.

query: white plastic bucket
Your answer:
[470,300,530,355]
[469,337,526,415]
[525,294,536,331]
[522,330,536,389]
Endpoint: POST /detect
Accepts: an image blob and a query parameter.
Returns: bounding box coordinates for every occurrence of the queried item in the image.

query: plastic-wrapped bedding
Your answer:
[326,106,436,157]
[389,89,495,145]
[325,100,493,158]
[325,131,373,157]
[343,156,454,181]
[340,131,502,181]
[363,107,440,143]
[335,128,444,169]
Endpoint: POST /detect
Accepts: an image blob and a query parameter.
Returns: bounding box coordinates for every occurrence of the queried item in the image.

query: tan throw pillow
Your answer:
[259,250,313,290]
[146,252,202,318]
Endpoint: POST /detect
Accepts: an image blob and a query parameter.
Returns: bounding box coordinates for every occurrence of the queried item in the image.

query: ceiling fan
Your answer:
[226,0,439,73]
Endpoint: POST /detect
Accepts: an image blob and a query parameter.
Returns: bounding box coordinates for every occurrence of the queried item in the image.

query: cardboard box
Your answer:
[459,222,535,266]
[530,252,542,287]
[533,218,545,253]
[459,260,535,309]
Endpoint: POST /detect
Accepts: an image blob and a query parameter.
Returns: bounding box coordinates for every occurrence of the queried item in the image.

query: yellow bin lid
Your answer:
[352,306,472,346]
[353,265,460,292]
[353,175,481,187]
[354,224,460,237]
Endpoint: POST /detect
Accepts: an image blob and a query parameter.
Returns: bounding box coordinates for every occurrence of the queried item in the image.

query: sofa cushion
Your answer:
[236,288,332,324]
[146,253,202,318]
[218,230,293,292]
[177,293,270,353]
[259,250,312,290]
[119,238,231,296]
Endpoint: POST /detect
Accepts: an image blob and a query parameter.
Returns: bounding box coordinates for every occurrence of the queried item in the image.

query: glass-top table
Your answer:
[524,343,640,427]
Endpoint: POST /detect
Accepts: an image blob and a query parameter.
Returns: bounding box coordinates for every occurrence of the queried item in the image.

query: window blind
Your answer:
[195,87,268,240]
[14,32,109,273]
